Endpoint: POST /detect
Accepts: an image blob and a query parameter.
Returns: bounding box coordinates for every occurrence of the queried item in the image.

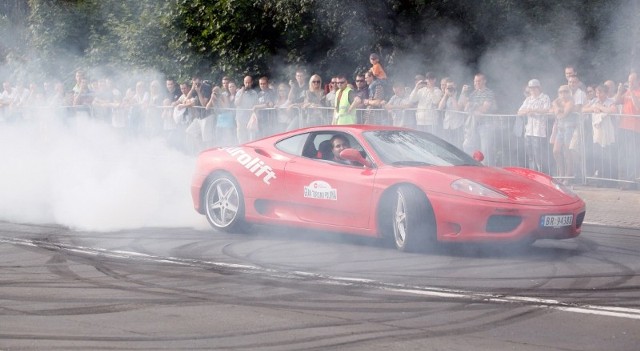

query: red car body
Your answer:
[191,125,586,251]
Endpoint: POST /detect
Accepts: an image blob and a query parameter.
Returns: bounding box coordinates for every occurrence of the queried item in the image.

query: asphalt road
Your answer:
[1,221,639,350]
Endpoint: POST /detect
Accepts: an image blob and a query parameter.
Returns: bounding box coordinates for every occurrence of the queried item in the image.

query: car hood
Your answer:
[428,166,580,205]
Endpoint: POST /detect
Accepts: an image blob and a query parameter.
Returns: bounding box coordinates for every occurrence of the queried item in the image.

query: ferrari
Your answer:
[191,125,586,252]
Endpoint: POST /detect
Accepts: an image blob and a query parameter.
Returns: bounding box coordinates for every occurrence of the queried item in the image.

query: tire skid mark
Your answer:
[2,236,640,321]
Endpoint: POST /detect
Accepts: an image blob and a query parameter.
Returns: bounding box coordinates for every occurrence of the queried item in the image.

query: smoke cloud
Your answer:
[0,116,207,231]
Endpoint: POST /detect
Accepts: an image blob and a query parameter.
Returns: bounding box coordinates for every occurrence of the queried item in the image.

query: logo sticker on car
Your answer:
[304,180,338,200]
[223,147,277,185]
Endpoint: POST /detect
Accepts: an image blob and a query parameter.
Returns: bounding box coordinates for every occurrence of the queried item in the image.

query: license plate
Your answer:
[540,214,573,227]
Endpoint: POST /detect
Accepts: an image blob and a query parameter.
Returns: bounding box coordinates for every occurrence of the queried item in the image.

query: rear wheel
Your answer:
[204,174,245,232]
[392,186,436,252]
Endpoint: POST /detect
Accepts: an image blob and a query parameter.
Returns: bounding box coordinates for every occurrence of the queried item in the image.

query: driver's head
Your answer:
[330,135,350,160]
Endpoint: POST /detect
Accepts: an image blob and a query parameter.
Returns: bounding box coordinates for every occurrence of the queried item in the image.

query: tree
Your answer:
[11,0,640,110]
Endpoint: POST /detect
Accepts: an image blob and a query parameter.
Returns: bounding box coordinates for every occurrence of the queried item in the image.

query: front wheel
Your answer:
[203,174,245,232]
[392,186,436,252]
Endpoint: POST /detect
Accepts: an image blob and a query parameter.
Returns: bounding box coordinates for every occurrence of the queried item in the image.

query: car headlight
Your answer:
[451,179,508,199]
[552,178,578,197]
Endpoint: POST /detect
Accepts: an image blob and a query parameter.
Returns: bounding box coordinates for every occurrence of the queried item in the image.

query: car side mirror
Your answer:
[340,148,373,168]
[473,150,485,162]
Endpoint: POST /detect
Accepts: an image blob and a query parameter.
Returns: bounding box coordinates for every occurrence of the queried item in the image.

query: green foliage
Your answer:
[3,0,637,92]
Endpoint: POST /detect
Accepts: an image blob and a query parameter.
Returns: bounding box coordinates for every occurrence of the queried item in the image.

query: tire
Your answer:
[203,173,246,232]
[392,185,436,252]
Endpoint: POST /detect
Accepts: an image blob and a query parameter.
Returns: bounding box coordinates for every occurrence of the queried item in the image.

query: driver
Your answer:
[330,135,352,164]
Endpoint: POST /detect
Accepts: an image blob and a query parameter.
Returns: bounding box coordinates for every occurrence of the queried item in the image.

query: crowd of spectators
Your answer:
[1,58,639,189]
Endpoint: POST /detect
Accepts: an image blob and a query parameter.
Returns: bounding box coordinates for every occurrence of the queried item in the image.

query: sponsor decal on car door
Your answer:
[285,159,375,228]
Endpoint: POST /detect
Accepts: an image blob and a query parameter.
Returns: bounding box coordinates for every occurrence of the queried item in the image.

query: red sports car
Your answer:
[191,125,586,252]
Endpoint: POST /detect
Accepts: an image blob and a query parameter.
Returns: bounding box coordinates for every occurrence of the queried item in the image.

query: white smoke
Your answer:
[0,115,208,231]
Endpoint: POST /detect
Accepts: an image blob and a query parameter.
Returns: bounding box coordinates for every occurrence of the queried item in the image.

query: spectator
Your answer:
[199,85,222,148]
[15,82,29,107]
[604,80,617,99]
[0,81,15,121]
[213,83,236,147]
[517,79,551,174]
[332,75,357,125]
[47,81,66,108]
[287,68,308,130]
[165,78,181,103]
[220,76,231,97]
[288,68,308,105]
[583,84,617,182]
[564,65,586,90]
[254,76,276,138]
[72,78,93,118]
[363,71,387,124]
[227,80,238,106]
[128,80,149,136]
[615,72,640,189]
[385,81,415,128]
[274,82,291,132]
[93,78,121,125]
[187,74,211,121]
[436,77,452,134]
[325,76,338,109]
[438,79,464,148]
[409,71,442,133]
[171,82,196,150]
[460,73,497,165]
[161,97,177,146]
[41,80,66,126]
[42,81,53,101]
[117,87,135,131]
[235,75,258,144]
[567,74,588,180]
[550,85,576,183]
[22,82,45,122]
[301,74,326,127]
[72,69,86,94]
[368,53,387,81]
[586,85,596,101]
[352,73,368,123]
[146,80,164,136]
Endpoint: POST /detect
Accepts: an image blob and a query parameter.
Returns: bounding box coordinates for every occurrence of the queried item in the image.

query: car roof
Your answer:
[300,124,409,133]
[242,124,414,149]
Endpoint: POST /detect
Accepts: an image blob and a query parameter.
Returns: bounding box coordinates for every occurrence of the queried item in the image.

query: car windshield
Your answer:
[363,130,481,166]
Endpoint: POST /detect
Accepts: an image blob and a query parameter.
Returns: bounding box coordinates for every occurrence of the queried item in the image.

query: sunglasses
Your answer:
[356,79,365,83]
[312,80,321,83]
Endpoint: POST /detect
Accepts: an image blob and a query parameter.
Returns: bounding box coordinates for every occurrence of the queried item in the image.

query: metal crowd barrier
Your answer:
[5,102,640,188]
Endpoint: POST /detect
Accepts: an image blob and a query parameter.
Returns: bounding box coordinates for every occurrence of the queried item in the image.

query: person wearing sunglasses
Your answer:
[332,75,357,125]
[325,76,338,109]
[302,74,327,127]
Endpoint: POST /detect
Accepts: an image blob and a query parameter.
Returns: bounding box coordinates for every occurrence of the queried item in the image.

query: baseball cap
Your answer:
[527,79,541,88]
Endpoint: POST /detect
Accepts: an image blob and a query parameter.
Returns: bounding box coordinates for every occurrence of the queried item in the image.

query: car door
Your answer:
[284,132,377,229]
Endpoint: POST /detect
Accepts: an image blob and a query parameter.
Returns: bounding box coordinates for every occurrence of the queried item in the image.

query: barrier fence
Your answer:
[2,102,639,188]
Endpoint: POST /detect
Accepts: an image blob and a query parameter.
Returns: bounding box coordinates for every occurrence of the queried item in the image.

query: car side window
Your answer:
[310,132,369,165]
[275,133,309,156]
